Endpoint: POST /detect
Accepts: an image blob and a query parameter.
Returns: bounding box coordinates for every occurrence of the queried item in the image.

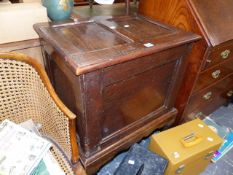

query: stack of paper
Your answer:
[212,132,233,163]
[203,117,233,162]
[0,119,65,175]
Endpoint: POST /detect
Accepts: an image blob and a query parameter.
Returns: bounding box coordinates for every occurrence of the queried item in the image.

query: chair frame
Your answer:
[0,52,79,164]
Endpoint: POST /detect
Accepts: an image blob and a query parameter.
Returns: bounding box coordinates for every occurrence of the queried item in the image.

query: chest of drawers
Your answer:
[34,15,199,173]
[139,0,233,123]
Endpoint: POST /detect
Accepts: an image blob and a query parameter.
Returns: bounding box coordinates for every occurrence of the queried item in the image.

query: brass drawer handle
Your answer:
[221,50,231,59]
[212,70,221,79]
[227,90,233,97]
[203,92,212,100]
[195,112,204,119]
[188,112,204,120]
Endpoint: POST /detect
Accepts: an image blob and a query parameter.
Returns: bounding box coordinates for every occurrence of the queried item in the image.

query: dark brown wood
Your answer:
[0,39,40,51]
[202,42,233,70]
[74,0,125,5]
[194,58,233,92]
[9,0,19,3]
[84,109,177,174]
[0,39,44,66]
[187,74,233,115]
[34,15,199,174]
[139,0,233,124]
[125,0,130,14]
[188,0,233,47]
[74,0,89,6]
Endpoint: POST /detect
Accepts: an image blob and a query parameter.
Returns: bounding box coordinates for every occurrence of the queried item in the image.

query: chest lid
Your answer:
[34,16,199,75]
[189,0,233,46]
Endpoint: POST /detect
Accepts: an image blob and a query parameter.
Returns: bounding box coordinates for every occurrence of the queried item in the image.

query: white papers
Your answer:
[20,119,65,175]
[20,119,41,136]
[94,0,114,5]
[42,151,65,175]
[0,120,51,175]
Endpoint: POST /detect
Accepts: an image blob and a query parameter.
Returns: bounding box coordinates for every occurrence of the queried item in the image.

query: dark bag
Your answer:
[114,144,168,175]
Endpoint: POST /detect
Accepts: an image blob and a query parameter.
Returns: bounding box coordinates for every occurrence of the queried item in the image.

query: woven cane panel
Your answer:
[0,59,72,160]
[50,147,74,175]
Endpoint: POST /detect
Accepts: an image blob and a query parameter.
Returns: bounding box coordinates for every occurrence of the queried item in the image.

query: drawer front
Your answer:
[203,44,233,70]
[185,89,231,121]
[194,58,233,92]
[186,76,233,119]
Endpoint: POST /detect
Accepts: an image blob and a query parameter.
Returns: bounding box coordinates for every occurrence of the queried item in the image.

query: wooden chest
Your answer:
[139,0,233,123]
[34,16,199,173]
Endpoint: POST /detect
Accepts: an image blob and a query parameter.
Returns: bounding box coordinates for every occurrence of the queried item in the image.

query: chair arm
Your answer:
[0,52,79,164]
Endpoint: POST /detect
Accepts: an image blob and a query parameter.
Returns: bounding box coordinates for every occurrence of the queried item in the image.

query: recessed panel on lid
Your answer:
[106,17,171,42]
[49,22,127,52]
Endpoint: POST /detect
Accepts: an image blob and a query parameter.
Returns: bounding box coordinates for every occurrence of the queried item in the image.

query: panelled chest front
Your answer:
[139,0,233,123]
[34,16,199,173]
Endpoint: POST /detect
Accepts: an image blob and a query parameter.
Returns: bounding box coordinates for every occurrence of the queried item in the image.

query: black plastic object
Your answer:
[114,144,168,175]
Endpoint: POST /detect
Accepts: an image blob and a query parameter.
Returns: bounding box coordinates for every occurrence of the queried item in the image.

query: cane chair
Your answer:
[0,52,79,175]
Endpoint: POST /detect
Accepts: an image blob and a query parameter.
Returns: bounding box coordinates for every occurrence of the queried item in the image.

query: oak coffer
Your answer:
[34,15,199,173]
[139,0,233,124]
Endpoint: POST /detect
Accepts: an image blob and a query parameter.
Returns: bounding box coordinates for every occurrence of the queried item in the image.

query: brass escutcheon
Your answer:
[212,70,221,79]
[203,92,212,100]
[221,50,231,59]
[227,90,233,97]
[195,112,204,118]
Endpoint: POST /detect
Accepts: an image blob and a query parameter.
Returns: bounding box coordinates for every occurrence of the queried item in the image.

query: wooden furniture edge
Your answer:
[0,39,41,52]
[33,19,201,76]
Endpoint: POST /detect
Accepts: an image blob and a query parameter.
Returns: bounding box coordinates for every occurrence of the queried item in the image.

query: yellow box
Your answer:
[149,119,223,175]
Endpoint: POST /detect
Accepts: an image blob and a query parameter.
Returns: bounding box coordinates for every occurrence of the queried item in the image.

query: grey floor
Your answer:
[98,104,233,175]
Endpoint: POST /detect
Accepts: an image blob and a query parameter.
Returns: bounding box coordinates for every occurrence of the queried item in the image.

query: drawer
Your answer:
[203,43,233,70]
[186,76,233,119]
[194,58,233,92]
[184,87,233,121]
